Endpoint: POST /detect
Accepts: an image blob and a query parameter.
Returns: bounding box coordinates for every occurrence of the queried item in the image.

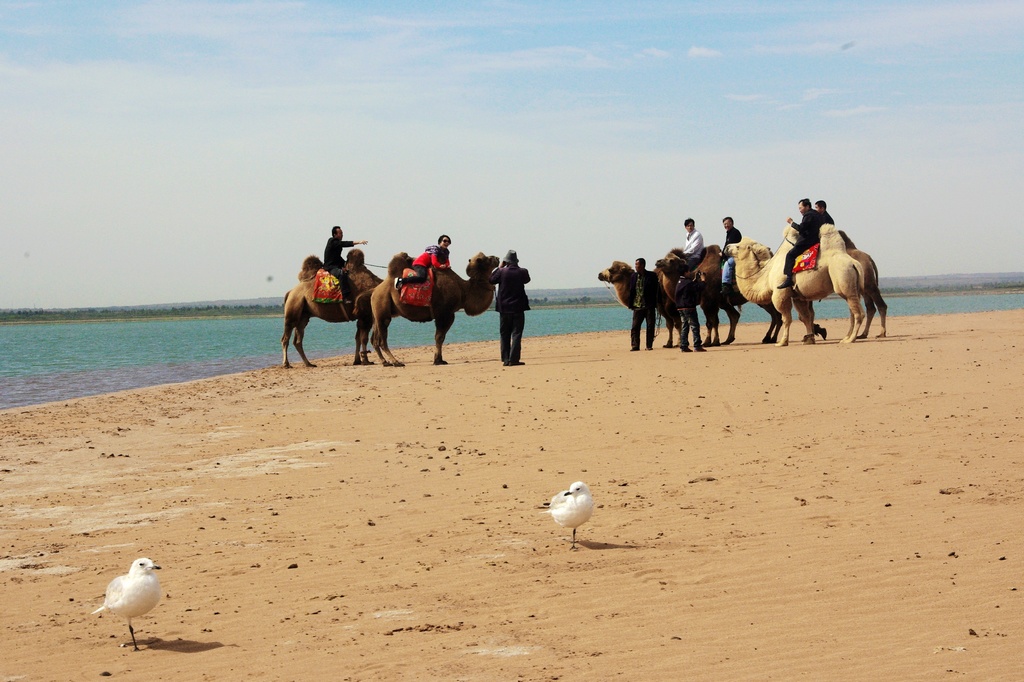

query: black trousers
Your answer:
[630,307,656,350]
[783,237,819,277]
[402,264,429,284]
[327,266,350,296]
[499,311,526,364]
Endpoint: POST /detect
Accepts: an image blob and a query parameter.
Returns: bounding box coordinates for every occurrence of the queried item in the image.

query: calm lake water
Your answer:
[2,293,1023,410]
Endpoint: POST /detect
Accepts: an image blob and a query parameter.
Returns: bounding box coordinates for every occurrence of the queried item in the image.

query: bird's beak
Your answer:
[154,565,162,570]
[563,491,571,496]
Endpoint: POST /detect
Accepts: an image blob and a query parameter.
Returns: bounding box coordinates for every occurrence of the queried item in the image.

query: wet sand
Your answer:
[1,310,1022,680]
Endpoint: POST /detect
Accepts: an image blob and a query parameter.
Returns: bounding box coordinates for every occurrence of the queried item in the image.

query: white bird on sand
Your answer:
[92,557,162,650]
[543,481,594,549]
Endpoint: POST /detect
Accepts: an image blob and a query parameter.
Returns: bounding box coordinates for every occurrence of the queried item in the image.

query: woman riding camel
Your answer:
[395,234,452,289]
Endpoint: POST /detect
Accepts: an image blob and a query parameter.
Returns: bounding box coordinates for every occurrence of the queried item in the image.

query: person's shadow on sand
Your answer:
[146,638,229,653]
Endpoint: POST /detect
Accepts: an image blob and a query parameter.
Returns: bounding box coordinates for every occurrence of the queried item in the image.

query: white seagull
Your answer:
[543,481,594,549]
[93,557,162,650]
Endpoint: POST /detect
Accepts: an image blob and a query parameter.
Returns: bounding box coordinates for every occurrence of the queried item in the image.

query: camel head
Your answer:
[387,252,413,279]
[298,255,324,282]
[726,238,773,268]
[598,261,633,284]
[655,252,685,276]
[466,252,501,280]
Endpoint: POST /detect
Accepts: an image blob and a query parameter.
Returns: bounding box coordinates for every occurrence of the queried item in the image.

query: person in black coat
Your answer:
[674,267,706,352]
[323,226,368,298]
[488,249,531,366]
[627,258,660,351]
[778,199,823,289]
[815,200,835,226]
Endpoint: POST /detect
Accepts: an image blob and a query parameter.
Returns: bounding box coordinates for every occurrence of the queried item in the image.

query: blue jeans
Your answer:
[680,308,702,349]
[722,257,735,284]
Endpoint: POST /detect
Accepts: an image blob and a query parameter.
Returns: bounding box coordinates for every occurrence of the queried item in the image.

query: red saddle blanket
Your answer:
[399,268,434,307]
[793,243,820,273]
[313,269,345,304]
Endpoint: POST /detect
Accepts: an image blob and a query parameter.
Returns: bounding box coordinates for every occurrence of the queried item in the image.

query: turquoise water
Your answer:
[2,293,1022,410]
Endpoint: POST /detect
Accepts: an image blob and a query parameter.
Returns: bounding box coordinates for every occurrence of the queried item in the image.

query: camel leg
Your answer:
[772,293,793,347]
[353,320,374,365]
[721,304,739,345]
[281,326,293,368]
[793,299,816,344]
[702,305,720,347]
[874,294,888,338]
[433,312,456,365]
[840,295,864,343]
[759,304,781,344]
[663,310,678,348]
[292,317,318,366]
[857,295,876,339]
[371,317,403,367]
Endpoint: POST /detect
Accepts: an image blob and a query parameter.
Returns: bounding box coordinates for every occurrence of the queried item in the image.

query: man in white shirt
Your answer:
[682,218,705,271]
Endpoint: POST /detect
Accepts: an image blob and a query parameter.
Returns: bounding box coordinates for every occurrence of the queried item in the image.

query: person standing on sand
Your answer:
[778,198,823,289]
[674,266,706,352]
[323,226,368,299]
[627,258,660,351]
[488,249,531,366]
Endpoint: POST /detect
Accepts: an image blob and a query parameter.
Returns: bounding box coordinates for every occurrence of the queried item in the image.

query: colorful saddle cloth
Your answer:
[792,243,820,273]
[399,268,434,307]
[313,269,345,304]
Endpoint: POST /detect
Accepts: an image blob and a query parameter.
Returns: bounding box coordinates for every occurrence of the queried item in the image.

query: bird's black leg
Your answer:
[129,623,140,651]
[570,528,578,550]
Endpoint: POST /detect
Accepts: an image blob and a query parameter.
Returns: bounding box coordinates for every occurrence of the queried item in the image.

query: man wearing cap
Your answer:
[488,250,531,366]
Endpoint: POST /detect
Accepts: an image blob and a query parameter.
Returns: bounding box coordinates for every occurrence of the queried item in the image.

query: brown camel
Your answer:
[281,249,382,368]
[656,246,786,346]
[369,251,500,366]
[597,261,681,348]
[724,225,864,346]
[838,231,888,338]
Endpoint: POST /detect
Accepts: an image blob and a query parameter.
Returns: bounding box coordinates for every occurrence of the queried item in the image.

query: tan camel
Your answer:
[281,249,382,368]
[656,246,787,345]
[724,225,864,346]
[597,261,681,348]
[369,251,500,366]
[838,231,888,338]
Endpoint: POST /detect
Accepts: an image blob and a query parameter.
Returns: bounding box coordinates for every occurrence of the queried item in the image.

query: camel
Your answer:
[369,251,500,367]
[839,231,888,338]
[281,249,382,368]
[724,225,864,346]
[655,246,786,346]
[598,261,681,348]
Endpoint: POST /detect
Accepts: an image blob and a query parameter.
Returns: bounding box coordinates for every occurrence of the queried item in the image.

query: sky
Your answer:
[2,1,1023,309]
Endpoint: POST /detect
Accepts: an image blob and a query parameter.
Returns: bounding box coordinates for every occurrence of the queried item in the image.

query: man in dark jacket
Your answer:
[627,258,660,351]
[323,226,368,298]
[778,199,823,289]
[488,249,531,366]
[815,200,835,226]
[674,267,706,352]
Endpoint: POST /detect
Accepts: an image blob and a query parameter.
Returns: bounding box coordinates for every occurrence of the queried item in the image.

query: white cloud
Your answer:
[824,105,887,117]
[638,47,670,59]
[687,46,721,58]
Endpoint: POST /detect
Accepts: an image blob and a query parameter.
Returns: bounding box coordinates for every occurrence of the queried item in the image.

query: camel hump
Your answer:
[837,230,858,251]
[299,255,323,281]
[346,248,365,268]
[704,244,722,258]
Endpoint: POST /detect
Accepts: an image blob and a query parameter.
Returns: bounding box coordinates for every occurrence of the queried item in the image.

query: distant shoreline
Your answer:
[2,285,1024,325]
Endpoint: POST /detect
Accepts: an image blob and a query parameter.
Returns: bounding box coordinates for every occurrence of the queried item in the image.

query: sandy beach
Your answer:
[1,309,1022,680]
